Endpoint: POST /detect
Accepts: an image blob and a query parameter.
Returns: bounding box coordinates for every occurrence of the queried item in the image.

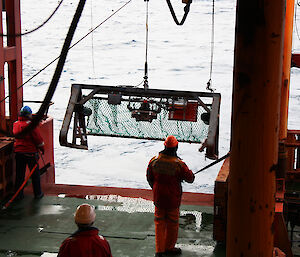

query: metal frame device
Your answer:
[60,84,221,159]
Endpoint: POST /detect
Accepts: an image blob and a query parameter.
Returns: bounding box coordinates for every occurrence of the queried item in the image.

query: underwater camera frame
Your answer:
[59,84,220,160]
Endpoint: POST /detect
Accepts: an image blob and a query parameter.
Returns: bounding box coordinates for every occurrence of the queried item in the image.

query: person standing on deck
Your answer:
[147,135,195,257]
[58,203,113,257]
[13,106,44,200]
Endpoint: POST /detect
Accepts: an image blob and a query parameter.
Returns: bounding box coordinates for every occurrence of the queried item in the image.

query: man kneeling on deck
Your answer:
[147,135,195,257]
[58,203,112,257]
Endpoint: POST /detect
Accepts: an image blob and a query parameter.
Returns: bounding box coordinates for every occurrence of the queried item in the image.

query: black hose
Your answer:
[0,0,132,107]
[166,0,192,26]
[0,0,64,37]
[15,0,87,138]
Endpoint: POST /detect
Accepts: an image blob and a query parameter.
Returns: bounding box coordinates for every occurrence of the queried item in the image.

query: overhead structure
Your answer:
[60,84,220,159]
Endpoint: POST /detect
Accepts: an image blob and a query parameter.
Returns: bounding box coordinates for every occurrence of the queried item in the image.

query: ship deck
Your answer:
[0,194,225,257]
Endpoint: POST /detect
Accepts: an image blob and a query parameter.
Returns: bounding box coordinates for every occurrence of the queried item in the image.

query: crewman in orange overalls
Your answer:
[147,135,195,257]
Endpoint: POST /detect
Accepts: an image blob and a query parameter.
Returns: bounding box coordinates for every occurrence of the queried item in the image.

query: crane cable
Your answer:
[206,0,215,93]
[143,0,149,90]
[0,0,132,107]
[0,0,64,37]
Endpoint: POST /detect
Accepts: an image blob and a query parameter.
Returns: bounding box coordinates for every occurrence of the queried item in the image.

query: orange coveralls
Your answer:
[147,153,195,253]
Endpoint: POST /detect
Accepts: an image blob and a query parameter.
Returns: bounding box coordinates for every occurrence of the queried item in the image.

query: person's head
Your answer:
[163,135,178,156]
[20,106,32,119]
[74,203,96,228]
[164,135,178,149]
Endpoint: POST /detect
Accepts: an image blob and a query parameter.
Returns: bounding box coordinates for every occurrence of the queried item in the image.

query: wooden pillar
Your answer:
[227,0,285,256]
[280,0,294,140]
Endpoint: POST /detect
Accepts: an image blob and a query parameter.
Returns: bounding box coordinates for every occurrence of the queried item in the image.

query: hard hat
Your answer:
[74,204,96,224]
[164,135,178,148]
[20,106,32,117]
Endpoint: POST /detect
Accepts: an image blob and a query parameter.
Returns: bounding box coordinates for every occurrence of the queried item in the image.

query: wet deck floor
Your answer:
[0,194,225,257]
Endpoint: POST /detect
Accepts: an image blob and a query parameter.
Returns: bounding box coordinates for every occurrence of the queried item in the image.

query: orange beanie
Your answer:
[164,135,178,148]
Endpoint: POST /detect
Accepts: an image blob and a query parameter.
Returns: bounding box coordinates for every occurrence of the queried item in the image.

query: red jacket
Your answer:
[13,117,44,153]
[58,227,113,257]
[147,153,195,209]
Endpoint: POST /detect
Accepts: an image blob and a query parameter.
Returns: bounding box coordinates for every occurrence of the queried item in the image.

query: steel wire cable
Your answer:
[143,0,149,89]
[0,0,132,106]
[206,0,215,92]
[0,0,64,37]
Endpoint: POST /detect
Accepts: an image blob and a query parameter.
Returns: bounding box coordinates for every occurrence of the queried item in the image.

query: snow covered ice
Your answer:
[16,0,300,193]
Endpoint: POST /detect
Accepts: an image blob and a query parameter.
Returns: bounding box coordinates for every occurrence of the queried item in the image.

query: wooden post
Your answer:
[227,0,285,256]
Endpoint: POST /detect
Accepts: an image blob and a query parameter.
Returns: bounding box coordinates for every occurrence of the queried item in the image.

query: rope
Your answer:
[194,152,230,175]
[0,0,132,106]
[206,0,215,93]
[166,0,192,26]
[0,0,64,37]
[90,0,96,74]
[144,0,149,89]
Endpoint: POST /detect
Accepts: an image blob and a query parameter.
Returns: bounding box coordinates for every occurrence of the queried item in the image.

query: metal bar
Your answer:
[72,111,78,145]
[205,94,220,159]
[73,89,88,147]
[74,84,217,98]
[194,153,230,175]
[78,88,102,105]
[195,96,210,113]
[78,110,88,147]
[87,133,203,144]
[59,84,82,147]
